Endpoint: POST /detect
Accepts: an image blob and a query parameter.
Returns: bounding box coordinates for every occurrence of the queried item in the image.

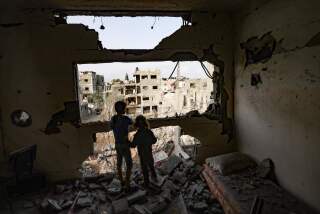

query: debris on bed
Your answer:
[203,153,314,214]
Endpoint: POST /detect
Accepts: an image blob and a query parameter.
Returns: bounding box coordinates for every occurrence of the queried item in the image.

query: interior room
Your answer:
[0,0,319,213]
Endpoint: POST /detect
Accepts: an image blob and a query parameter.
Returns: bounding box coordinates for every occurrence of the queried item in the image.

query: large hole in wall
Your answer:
[80,126,200,177]
[66,16,186,49]
[76,61,216,124]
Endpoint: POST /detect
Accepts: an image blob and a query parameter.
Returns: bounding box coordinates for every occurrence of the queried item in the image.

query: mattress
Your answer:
[202,164,314,214]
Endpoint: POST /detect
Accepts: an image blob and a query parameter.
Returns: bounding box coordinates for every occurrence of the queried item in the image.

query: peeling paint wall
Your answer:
[0,9,235,181]
[234,0,320,211]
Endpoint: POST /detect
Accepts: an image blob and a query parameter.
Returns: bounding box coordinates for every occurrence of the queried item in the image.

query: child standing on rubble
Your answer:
[110,101,133,191]
[132,115,158,187]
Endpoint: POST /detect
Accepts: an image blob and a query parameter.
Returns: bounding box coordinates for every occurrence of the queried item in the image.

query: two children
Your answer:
[110,101,157,189]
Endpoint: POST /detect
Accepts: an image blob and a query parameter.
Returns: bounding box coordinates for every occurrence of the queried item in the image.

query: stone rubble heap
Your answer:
[80,126,200,177]
[43,126,225,213]
[39,154,224,214]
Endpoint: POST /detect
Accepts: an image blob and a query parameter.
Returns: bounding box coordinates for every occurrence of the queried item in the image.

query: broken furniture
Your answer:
[202,152,315,214]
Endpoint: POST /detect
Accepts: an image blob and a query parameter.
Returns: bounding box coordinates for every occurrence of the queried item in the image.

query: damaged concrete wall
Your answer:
[0,9,235,181]
[234,0,320,211]
[0,13,100,179]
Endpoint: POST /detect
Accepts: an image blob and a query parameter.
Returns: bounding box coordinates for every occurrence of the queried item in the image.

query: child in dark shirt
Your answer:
[132,115,158,187]
[110,101,133,190]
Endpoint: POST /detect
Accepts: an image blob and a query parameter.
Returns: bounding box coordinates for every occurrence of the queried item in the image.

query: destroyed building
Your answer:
[1,0,320,213]
[100,68,213,121]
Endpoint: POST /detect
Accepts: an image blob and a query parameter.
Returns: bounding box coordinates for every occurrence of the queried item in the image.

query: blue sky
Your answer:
[67,16,213,82]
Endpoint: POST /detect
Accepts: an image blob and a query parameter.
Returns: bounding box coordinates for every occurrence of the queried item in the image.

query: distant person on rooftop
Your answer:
[110,101,133,191]
[131,115,158,187]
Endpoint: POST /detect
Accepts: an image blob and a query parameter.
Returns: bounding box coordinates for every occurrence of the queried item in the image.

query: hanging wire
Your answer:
[168,61,180,79]
[151,17,157,29]
[100,17,105,30]
[199,61,215,79]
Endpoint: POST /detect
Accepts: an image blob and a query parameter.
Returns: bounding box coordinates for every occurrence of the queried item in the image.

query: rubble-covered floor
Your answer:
[1,157,224,214]
[1,126,224,214]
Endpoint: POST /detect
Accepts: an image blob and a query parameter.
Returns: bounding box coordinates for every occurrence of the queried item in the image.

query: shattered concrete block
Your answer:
[150,175,167,188]
[162,180,179,195]
[160,188,172,202]
[78,208,93,214]
[89,183,102,190]
[210,206,224,214]
[77,197,93,208]
[107,179,122,195]
[93,190,107,203]
[78,191,87,197]
[112,198,129,214]
[158,155,182,175]
[60,200,73,209]
[147,197,168,214]
[153,151,168,164]
[172,170,187,184]
[166,194,188,214]
[192,201,208,211]
[127,190,147,205]
[131,204,152,214]
[47,199,62,211]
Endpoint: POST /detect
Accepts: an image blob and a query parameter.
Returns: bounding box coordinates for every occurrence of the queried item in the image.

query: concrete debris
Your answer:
[60,200,73,209]
[158,155,182,175]
[180,135,201,147]
[153,150,168,164]
[193,201,208,211]
[47,199,62,211]
[80,126,200,177]
[107,179,122,195]
[127,190,147,205]
[37,128,223,214]
[146,196,168,213]
[112,198,129,214]
[166,194,188,214]
[88,183,102,190]
[77,197,93,208]
[132,204,152,214]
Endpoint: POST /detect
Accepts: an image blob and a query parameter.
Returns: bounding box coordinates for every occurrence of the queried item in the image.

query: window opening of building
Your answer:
[76,61,216,123]
[143,106,151,114]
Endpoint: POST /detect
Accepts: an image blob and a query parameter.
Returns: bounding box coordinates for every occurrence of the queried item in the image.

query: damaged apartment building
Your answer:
[102,67,213,120]
[0,0,320,214]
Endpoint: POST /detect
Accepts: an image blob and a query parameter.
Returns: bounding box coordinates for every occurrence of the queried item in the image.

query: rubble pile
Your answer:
[80,126,200,177]
[38,154,224,214]
[57,126,224,213]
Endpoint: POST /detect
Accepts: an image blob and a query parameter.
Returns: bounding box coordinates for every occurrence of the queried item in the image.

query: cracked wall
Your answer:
[234,0,320,211]
[0,10,235,181]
